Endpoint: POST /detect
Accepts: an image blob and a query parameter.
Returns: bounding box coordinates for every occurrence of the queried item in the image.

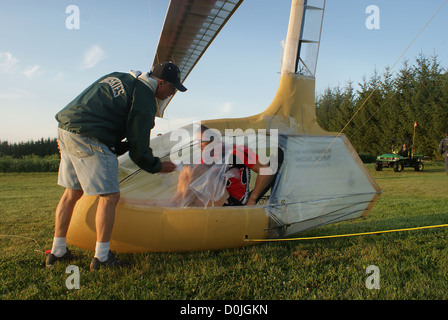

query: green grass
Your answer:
[1,162,448,301]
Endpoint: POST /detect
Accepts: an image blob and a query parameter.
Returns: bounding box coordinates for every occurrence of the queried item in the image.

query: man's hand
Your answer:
[159,161,177,173]
[246,195,258,206]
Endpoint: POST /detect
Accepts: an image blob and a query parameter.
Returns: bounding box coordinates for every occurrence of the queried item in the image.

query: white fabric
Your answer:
[130,70,158,93]
[268,135,378,236]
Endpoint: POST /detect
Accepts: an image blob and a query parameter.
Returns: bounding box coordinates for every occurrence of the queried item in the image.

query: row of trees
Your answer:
[316,54,448,159]
[0,138,59,158]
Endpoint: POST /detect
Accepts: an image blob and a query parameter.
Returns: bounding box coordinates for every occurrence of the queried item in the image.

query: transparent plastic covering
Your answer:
[296,0,325,77]
[118,123,380,238]
[118,123,278,208]
[267,134,380,237]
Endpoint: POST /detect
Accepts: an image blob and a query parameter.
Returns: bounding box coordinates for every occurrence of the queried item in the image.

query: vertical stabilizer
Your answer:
[204,0,328,134]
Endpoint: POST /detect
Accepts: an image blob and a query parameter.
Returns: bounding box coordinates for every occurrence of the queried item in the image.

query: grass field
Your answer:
[1,161,448,303]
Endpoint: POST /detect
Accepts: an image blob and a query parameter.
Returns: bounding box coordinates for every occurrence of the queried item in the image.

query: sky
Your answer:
[1,0,447,143]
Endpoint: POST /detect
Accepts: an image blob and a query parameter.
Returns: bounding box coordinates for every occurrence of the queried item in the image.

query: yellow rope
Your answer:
[245,223,448,242]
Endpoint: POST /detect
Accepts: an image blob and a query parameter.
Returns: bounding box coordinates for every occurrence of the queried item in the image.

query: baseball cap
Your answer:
[150,62,187,92]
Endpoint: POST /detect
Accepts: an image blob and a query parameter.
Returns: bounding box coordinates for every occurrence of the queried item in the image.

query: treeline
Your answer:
[0,137,59,158]
[316,54,448,159]
[0,138,59,172]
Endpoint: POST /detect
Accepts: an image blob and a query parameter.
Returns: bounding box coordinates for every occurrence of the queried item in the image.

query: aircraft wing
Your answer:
[152,0,244,117]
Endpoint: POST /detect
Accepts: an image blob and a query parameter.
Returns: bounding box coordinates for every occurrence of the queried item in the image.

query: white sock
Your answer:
[94,242,110,262]
[51,237,67,257]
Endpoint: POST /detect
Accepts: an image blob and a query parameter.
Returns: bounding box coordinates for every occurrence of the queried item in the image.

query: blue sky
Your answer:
[1,0,447,142]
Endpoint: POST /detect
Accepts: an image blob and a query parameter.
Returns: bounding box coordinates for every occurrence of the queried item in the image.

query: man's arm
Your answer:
[246,161,272,206]
[126,82,174,173]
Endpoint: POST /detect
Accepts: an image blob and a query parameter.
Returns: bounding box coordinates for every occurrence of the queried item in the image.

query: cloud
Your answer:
[23,65,41,79]
[81,45,106,69]
[53,72,64,81]
[0,52,42,79]
[0,52,19,73]
[221,102,233,114]
[0,88,29,100]
[0,90,21,100]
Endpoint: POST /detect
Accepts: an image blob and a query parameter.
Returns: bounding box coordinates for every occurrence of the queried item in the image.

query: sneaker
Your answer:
[45,248,74,268]
[90,251,130,271]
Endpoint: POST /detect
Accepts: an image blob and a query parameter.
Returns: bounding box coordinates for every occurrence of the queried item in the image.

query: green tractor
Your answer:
[375,139,424,172]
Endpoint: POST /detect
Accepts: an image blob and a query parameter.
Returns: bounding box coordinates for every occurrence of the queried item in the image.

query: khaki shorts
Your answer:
[57,128,119,196]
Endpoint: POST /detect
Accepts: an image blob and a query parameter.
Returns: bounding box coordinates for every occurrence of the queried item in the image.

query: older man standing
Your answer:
[438,131,448,176]
[46,62,186,270]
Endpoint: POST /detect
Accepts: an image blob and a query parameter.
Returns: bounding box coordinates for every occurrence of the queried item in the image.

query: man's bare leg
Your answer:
[54,188,84,237]
[95,192,120,243]
[93,192,120,262]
